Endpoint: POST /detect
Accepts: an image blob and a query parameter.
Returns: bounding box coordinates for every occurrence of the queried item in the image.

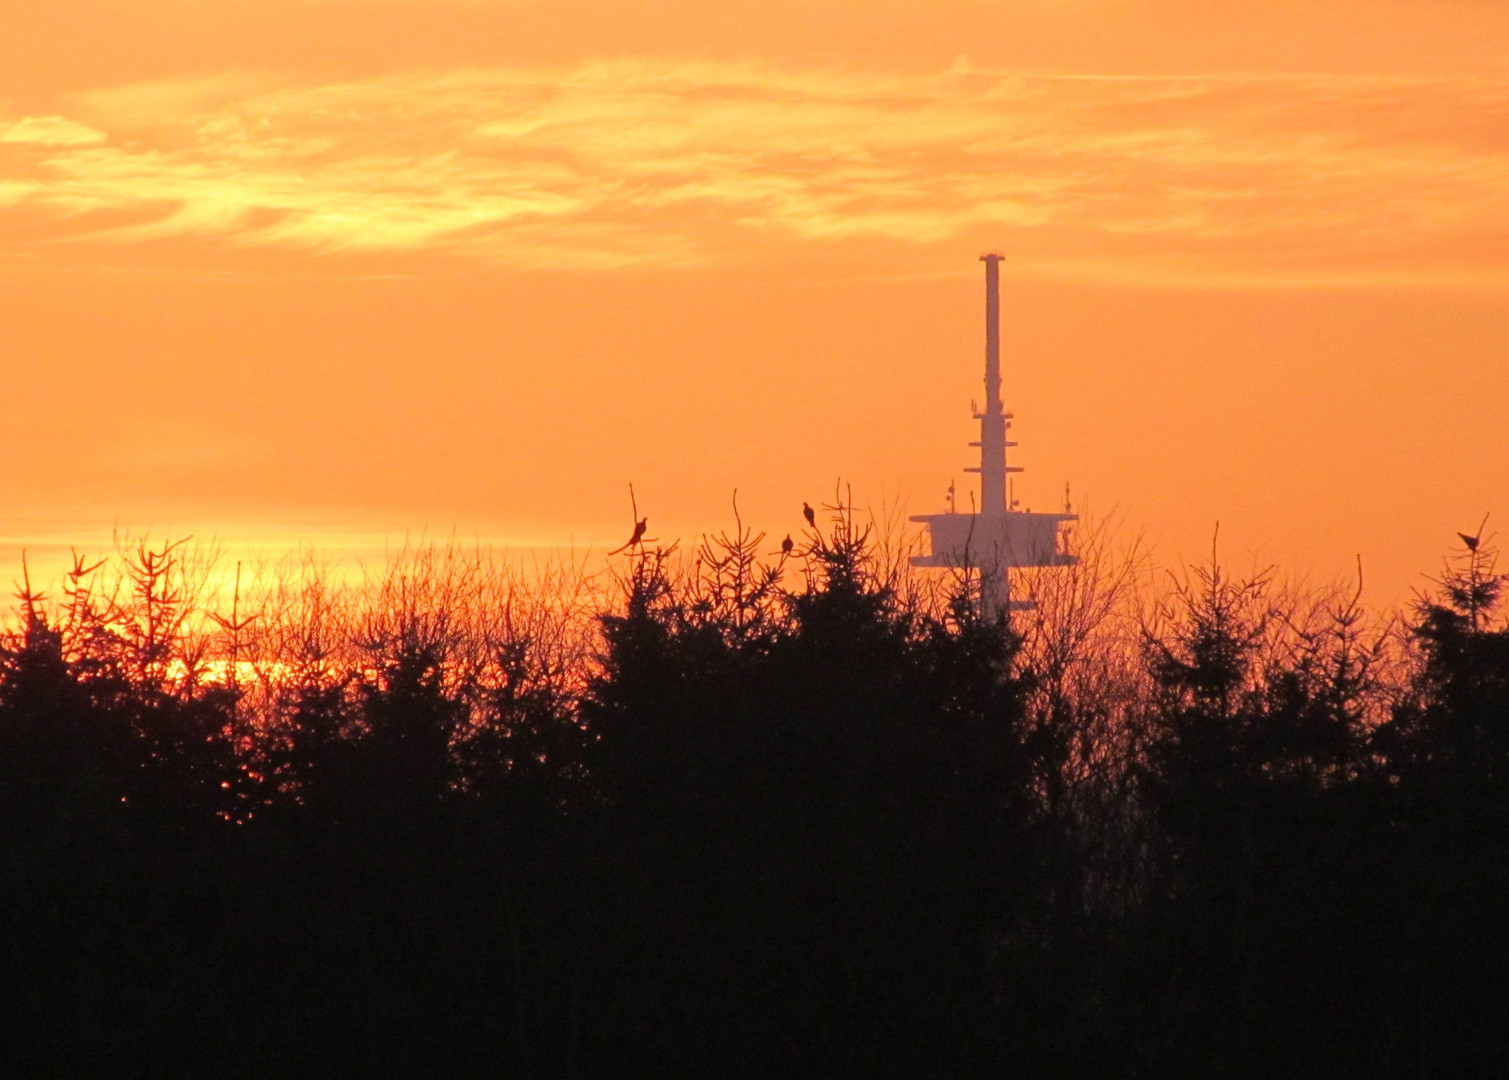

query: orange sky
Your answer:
[2,0,1506,606]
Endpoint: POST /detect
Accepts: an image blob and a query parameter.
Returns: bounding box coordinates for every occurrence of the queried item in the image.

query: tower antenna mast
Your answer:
[976,253,1012,516]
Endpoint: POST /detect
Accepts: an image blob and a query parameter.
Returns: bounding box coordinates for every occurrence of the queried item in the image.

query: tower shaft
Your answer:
[979,253,1008,516]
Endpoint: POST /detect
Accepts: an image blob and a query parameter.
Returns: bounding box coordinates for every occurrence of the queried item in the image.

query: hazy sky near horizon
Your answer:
[2,0,1506,604]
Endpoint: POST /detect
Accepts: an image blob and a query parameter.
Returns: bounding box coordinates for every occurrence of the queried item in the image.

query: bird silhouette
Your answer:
[803,502,816,528]
[609,517,648,555]
[781,534,794,555]
[1459,532,1481,551]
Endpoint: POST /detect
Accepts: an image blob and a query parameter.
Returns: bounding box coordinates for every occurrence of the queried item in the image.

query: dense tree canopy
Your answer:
[0,515,1505,1077]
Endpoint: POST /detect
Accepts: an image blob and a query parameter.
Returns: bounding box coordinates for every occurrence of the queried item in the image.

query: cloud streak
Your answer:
[2,115,108,147]
[3,60,1508,284]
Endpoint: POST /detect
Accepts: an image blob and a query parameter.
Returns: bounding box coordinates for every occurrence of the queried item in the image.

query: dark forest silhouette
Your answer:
[0,503,1505,1077]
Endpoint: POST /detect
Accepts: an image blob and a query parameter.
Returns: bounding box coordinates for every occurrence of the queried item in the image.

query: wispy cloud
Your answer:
[2,115,108,147]
[3,60,1508,284]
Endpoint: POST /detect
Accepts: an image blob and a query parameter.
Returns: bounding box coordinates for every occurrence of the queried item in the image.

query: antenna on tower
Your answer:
[977,252,1008,515]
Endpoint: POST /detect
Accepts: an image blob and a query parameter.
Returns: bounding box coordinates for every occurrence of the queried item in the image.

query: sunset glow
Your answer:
[6,5,1509,1071]
[3,0,1506,603]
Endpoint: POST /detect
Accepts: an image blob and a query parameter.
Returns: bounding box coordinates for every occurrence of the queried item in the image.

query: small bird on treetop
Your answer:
[610,517,648,555]
[1459,532,1481,551]
[803,502,816,528]
[781,534,794,555]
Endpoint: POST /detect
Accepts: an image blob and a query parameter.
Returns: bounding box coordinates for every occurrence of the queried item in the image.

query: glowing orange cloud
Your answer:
[2,60,1507,284]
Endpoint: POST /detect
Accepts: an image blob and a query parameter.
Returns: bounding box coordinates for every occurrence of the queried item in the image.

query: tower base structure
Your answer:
[910,509,1076,613]
[909,509,1076,571]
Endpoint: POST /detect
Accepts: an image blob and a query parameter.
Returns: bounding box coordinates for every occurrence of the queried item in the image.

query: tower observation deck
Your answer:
[910,255,1076,613]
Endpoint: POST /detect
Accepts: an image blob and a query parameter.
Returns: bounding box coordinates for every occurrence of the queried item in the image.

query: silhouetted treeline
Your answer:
[1,511,1505,1077]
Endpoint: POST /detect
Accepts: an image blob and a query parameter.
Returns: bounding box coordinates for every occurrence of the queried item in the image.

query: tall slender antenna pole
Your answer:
[979,254,1008,516]
[978,254,1013,617]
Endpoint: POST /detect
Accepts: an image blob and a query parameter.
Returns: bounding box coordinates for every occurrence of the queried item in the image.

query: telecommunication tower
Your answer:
[911,255,1077,614]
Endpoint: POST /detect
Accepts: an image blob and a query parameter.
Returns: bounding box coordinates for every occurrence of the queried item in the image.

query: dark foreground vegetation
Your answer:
[2,506,1506,1077]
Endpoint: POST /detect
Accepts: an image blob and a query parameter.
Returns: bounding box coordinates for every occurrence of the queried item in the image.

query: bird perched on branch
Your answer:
[802,502,816,528]
[781,534,794,555]
[610,517,648,555]
[1459,531,1481,551]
